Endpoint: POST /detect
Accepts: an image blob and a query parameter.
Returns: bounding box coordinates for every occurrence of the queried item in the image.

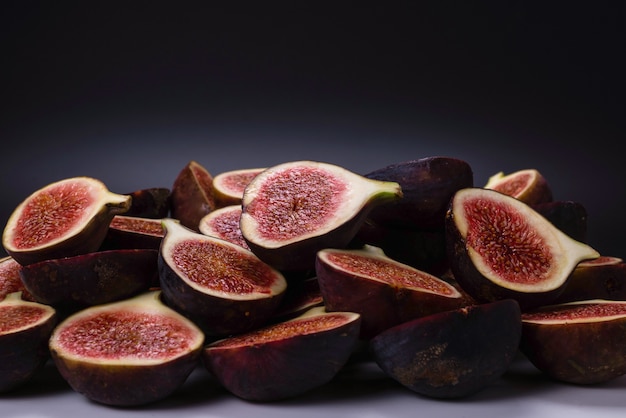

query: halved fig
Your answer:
[158,218,287,336]
[19,249,158,314]
[484,168,553,206]
[370,298,521,399]
[203,306,361,402]
[198,205,250,250]
[2,177,131,266]
[240,160,403,273]
[0,291,57,392]
[520,299,626,384]
[170,160,216,231]
[48,290,204,406]
[212,167,265,208]
[124,187,171,218]
[532,200,588,243]
[554,256,626,303]
[100,215,166,250]
[0,256,35,301]
[316,245,466,339]
[446,187,600,310]
[270,276,324,322]
[364,156,473,230]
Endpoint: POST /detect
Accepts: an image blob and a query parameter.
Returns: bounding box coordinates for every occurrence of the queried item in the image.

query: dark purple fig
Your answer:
[2,177,131,266]
[170,160,216,231]
[0,291,57,392]
[270,276,324,322]
[484,168,553,206]
[240,160,403,273]
[554,256,626,303]
[123,187,171,218]
[532,200,588,243]
[203,306,361,402]
[198,205,250,250]
[100,215,166,250]
[19,249,158,314]
[446,187,600,310]
[0,256,35,301]
[364,156,473,230]
[158,218,287,336]
[316,246,466,339]
[521,299,626,384]
[48,290,204,406]
[370,299,521,399]
[212,167,265,208]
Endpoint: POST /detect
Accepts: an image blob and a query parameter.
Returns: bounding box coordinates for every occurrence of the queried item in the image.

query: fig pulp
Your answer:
[554,256,626,303]
[170,160,217,231]
[370,299,522,399]
[158,218,287,336]
[48,290,204,406]
[198,205,250,250]
[100,215,167,250]
[316,246,465,339]
[240,160,403,273]
[446,187,600,310]
[520,299,626,384]
[2,177,131,266]
[0,291,57,392]
[0,256,35,301]
[484,168,553,206]
[203,306,361,402]
[212,167,265,208]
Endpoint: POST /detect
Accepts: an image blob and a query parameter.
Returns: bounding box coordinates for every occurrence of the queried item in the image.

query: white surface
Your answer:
[3,354,626,418]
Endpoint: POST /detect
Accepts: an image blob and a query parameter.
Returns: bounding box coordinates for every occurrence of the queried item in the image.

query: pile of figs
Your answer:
[1,156,626,407]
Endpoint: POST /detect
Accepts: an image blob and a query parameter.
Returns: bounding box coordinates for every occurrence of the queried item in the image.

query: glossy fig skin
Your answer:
[532,200,588,243]
[364,156,474,230]
[170,160,216,231]
[124,187,171,219]
[554,256,626,303]
[369,299,522,399]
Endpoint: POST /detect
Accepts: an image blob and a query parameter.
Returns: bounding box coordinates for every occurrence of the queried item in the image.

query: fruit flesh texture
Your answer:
[109,216,166,237]
[199,206,249,250]
[0,304,49,334]
[522,300,626,323]
[0,257,34,301]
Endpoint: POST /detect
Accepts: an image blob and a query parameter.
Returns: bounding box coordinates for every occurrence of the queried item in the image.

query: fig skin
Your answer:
[520,299,626,384]
[369,299,522,399]
[202,306,361,402]
[484,168,553,206]
[19,249,158,315]
[99,215,166,251]
[364,156,474,230]
[48,290,205,407]
[170,160,217,231]
[532,200,588,243]
[0,292,58,393]
[553,256,626,303]
[124,187,171,218]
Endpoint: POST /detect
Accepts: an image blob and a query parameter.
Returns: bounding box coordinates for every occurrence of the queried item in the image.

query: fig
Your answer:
[554,256,626,303]
[0,256,35,301]
[364,156,474,230]
[316,245,466,339]
[202,306,361,402]
[198,205,250,250]
[520,299,626,384]
[532,200,588,243]
[271,276,324,322]
[369,298,522,399]
[170,160,216,231]
[158,218,287,336]
[484,168,553,206]
[100,214,166,250]
[0,291,57,392]
[240,160,403,273]
[19,249,158,314]
[2,177,131,266]
[48,290,204,406]
[124,187,171,218]
[446,187,600,310]
[212,167,265,208]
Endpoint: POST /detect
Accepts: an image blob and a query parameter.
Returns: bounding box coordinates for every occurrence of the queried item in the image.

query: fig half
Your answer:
[484,168,553,206]
[198,204,250,250]
[554,256,626,303]
[212,167,265,208]
[240,160,403,272]
[48,290,204,406]
[158,218,287,336]
[170,160,216,231]
[446,187,600,310]
[100,214,166,250]
[0,256,35,301]
[2,177,131,266]
[203,306,361,402]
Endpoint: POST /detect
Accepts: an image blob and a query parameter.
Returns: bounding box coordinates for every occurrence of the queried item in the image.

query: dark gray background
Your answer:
[1,3,625,258]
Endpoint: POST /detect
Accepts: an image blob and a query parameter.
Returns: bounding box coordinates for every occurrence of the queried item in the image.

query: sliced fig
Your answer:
[446,187,600,310]
[2,177,131,266]
[0,291,57,392]
[124,187,171,218]
[158,218,287,336]
[19,249,158,314]
[198,205,250,250]
[203,306,361,402]
[240,160,403,273]
[100,215,166,250]
[554,256,626,303]
[170,160,216,231]
[0,256,35,301]
[520,299,626,384]
[370,298,521,399]
[48,290,204,406]
[270,276,324,322]
[364,156,473,230]
[212,167,265,208]
[316,245,466,339]
[532,200,588,243]
[484,168,553,206]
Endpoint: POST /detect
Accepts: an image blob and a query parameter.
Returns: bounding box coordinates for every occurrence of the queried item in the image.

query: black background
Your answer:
[1,2,625,258]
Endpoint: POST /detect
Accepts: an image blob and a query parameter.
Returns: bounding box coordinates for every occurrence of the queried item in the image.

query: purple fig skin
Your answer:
[369,299,522,399]
[170,160,216,232]
[532,200,588,243]
[553,256,626,303]
[364,156,474,230]
[124,187,171,219]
